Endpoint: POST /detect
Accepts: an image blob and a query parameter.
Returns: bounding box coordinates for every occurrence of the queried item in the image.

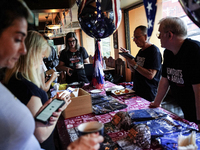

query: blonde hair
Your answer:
[4,30,51,88]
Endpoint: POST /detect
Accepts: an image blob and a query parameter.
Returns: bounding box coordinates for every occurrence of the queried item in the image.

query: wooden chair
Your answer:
[114,58,126,83]
[107,56,115,68]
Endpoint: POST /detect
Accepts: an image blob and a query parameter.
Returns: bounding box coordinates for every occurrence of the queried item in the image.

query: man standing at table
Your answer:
[150,17,200,129]
[120,25,162,102]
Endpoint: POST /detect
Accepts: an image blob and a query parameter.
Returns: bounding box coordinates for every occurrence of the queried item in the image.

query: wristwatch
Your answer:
[133,63,138,70]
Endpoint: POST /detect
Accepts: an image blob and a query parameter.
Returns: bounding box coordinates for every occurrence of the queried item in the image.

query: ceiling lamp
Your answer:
[46,24,61,30]
[45,32,54,37]
[46,13,61,30]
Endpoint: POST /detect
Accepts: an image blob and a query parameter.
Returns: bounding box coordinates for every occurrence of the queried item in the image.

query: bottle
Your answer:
[103,59,106,69]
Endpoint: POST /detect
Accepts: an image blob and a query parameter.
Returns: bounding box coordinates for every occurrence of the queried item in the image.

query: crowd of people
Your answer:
[1,0,200,149]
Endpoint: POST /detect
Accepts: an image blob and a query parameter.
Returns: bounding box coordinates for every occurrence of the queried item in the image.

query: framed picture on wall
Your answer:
[113,30,118,49]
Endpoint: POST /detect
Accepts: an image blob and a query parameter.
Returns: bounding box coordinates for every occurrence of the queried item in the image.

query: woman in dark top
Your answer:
[57,32,90,83]
[4,30,71,150]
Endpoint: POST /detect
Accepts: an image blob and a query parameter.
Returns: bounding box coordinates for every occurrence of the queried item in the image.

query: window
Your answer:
[162,0,200,40]
[100,37,113,58]
[81,30,114,58]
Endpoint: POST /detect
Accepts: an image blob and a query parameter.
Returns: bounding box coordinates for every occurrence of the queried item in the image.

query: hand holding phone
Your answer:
[119,52,135,59]
[46,69,55,76]
[35,99,65,124]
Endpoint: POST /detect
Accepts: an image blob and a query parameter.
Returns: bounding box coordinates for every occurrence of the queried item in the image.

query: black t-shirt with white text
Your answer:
[162,38,200,123]
[59,47,89,83]
[133,45,162,102]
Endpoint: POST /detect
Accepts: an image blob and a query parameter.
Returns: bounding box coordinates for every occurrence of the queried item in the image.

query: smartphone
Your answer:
[45,69,55,76]
[35,99,65,124]
[119,52,135,59]
[69,70,74,74]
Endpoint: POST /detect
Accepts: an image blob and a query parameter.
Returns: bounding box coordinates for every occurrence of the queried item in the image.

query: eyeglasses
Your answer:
[156,32,160,38]
[156,31,174,38]
[68,40,76,43]
[131,35,144,40]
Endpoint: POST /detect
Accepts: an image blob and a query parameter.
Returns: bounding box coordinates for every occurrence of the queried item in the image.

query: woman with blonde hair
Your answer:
[4,30,71,150]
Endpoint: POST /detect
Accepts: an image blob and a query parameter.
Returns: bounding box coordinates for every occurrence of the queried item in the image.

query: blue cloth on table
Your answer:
[133,115,197,138]
[128,108,168,121]
[160,131,200,150]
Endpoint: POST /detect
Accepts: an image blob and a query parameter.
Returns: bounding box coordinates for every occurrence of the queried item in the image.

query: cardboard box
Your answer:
[62,88,92,119]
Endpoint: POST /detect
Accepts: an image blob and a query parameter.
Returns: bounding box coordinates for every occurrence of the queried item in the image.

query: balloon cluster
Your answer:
[78,0,121,39]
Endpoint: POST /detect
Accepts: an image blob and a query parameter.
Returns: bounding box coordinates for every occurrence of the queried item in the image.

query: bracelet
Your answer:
[133,63,138,70]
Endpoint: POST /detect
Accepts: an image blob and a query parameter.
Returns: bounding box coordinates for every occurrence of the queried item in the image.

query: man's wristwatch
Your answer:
[133,63,138,70]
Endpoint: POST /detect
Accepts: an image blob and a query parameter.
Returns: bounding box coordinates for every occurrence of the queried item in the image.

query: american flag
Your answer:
[76,0,81,6]
[112,0,121,28]
[143,0,157,40]
[92,40,104,89]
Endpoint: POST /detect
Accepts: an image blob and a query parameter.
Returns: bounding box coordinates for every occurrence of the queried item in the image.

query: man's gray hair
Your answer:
[135,25,147,35]
[158,17,187,37]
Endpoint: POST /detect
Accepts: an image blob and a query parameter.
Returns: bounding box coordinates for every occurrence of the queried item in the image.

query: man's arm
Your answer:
[193,84,200,130]
[127,58,157,80]
[56,61,73,76]
[150,77,170,107]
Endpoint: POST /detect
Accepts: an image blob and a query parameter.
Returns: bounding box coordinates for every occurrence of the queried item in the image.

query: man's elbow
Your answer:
[147,74,155,80]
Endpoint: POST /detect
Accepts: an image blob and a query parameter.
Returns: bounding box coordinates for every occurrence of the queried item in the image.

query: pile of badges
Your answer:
[105,111,151,149]
[103,109,198,149]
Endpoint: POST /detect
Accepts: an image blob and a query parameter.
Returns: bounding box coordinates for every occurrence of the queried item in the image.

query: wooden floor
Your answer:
[161,93,184,118]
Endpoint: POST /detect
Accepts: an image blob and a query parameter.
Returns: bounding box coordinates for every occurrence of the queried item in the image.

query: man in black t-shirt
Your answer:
[150,17,200,130]
[120,25,162,102]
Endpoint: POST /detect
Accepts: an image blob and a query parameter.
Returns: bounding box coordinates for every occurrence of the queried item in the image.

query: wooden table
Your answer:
[103,66,115,71]
[55,81,198,150]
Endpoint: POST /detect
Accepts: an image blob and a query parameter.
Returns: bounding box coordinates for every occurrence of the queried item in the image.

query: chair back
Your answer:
[106,56,115,68]
[114,58,126,82]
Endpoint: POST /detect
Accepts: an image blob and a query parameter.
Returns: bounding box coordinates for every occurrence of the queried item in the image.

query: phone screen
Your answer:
[36,99,65,123]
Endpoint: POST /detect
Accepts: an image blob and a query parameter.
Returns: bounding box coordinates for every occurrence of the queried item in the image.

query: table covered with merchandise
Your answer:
[55,81,200,150]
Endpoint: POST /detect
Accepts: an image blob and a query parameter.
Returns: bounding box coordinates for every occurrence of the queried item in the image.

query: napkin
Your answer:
[72,88,79,97]
[178,131,198,150]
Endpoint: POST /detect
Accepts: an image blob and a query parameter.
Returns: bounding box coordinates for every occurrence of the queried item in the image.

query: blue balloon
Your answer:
[78,0,122,39]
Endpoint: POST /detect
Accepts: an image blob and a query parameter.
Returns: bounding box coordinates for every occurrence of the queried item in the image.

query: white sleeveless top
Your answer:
[0,83,42,150]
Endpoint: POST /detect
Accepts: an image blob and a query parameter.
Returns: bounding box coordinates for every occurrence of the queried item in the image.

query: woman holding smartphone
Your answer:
[4,30,71,150]
[0,1,42,149]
